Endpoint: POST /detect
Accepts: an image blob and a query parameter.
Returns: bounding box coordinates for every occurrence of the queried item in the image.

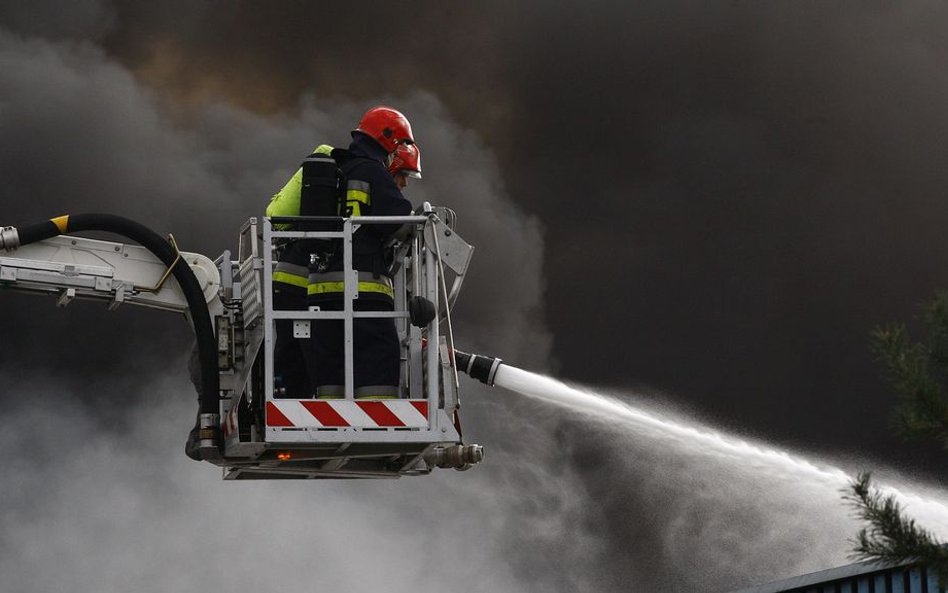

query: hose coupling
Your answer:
[454,350,502,387]
[0,226,19,252]
[197,413,222,460]
[426,444,485,470]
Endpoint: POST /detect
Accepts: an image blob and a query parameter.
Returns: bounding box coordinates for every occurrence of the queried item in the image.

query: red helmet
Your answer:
[355,106,414,153]
[388,142,422,179]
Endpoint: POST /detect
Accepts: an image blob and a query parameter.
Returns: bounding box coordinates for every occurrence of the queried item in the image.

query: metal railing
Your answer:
[257,211,451,425]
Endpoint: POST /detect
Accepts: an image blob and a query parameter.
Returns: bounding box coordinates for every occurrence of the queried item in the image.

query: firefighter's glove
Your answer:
[409,296,436,328]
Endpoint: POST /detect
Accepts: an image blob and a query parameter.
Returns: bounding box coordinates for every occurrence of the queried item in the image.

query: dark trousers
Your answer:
[309,297,400,395]
[272,283,317,398]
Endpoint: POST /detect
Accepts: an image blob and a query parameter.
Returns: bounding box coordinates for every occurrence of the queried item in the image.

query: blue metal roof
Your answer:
[728,559,944,593]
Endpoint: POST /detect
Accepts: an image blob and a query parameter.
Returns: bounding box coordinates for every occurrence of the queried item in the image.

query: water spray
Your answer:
[454,348,948,535]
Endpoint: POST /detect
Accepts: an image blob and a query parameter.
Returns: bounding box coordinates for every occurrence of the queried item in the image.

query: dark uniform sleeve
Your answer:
[362,162,413,238]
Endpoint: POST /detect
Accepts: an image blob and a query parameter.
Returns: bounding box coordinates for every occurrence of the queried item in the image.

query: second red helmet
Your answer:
[388,142,422,179]
[355,106,414,153]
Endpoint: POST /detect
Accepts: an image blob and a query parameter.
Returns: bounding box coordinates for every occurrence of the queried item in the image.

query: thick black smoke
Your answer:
[3,2,948,592]
[69,0,948,475]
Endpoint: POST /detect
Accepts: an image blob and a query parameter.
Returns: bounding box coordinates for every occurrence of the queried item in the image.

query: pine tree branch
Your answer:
[844,473,948,584]
[872,320,948,447]
[846,292,948,586]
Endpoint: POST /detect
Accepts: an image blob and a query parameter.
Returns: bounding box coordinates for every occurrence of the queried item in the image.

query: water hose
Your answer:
[7,214,220,445]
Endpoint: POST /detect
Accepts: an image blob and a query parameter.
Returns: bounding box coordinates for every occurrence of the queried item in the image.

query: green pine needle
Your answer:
[844,473,948,584]
[871,297,948,447]
[844,292,948,585]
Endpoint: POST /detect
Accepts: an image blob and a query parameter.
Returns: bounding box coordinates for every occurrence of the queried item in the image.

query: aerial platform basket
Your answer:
[213,205,481,479]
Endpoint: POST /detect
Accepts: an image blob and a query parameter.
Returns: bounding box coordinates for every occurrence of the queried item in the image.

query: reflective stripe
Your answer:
[275,262,310,277]
[344,180,370,217]
[307,271,392,286]
[316,385,344,399]
[315,388,398,399]
[356,395,398,400]
[354,386,399,399]
[273,271,309,288]
[307,281,394,298]
[309,271,347,282]
[306,272,393,297]
[274,262,310,288]
[346,180,371,196]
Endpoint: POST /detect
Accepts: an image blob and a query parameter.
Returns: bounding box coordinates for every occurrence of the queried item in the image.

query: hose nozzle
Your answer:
[454,349,503,387]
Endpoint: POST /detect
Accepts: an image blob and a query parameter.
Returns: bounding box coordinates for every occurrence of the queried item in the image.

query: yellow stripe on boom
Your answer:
[51,215,69,233]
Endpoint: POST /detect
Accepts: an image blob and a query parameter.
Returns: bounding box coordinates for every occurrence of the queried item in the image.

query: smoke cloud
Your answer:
[0,19,574,593]
[3,3,948,592]
[0,0,114,41]
[70,0,948,472]
[5,365,946,592]
[0,25,549,390]
[0,371,531,593]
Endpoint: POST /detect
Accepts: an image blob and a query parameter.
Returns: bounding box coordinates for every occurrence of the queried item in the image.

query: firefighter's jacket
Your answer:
[308,133,413,397]
[326,133,413,278]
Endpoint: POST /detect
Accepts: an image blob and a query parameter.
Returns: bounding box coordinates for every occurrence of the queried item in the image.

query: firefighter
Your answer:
[388,141,422,189]
[264,139,421,397]
[185,109,418,459]
[307,106,415,399]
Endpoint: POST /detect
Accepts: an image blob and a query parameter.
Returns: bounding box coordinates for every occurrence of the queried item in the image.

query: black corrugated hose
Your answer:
[16,214,220,418]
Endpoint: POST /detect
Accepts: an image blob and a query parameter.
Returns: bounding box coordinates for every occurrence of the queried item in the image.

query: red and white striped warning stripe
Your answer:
[266,400,430,429]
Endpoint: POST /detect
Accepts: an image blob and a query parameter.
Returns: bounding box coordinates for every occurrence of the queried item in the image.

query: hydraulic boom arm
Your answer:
[0,233,221,315]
